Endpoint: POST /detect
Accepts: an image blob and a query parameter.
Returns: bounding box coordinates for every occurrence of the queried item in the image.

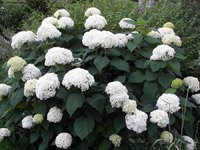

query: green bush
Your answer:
[0,5,199,150]
[142,0,200,77]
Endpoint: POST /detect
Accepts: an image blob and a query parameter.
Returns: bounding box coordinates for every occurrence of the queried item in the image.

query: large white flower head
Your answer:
[150,109,169,128]
[0,128,11,137]
[58,17,74,29]
[150,44,175,61]
[11,31,36,49]
[119,18,135,29]
[182,136,196,150]
[0,84,11,96]
[147,30,161,39]
[54,9,70,18]
[115,33,128,48]
[105,81,128,95]
[45,47,74,66]
[62,68,95,92]
[36,23,61,41]
[122,99,137,114]
[109,93,129,108]
[100,31,118,49]
[161,131,173,143]
[156,93,180,114]
[84,7,101,17]
[125,109,148,134]
[84,14,107,30]
[162,34,182,47]
[192,94,200,104]
[158,27,175,38]
[22,64,41,82]
[41,17,58,27]
[47,106,63,123]
[24,79,38,97]
[22,115,33,129]
[183,76,199,92]
[82,29,102,49]
[7,56,27,72]
[36,73,60,100]
[55,133,72,149]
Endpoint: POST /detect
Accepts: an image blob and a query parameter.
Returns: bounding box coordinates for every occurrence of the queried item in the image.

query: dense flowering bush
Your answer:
[0,7,199,150]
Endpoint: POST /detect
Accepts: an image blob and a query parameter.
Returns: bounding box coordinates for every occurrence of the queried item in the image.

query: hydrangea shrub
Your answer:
[0,7,199,149]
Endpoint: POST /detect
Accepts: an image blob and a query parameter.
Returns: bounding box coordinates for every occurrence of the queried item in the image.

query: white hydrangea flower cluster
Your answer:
[22,64,41,82]
[105,81,129,108]
[160,131,173,143]
[119,18,135,29]
[47,106,63,123]
[7,56,27,72]
[0,128,11,142]
[162,34,182,47]
[192,94,200,104]
[36,23,61,41]
[22,115,33,129]
[158,27,175,38]
[42,17,58,27]
[58,17,74,29]
[183,76,200,92]
[156,93,180,114]
[150,44,175,61]
[150,109,169,128]
[84,7,101,17]
[62,68,95,92]
[45,47,74,66]
[24,79,38,97]
[125,109,148,134]
[147,30,161,39]
[11,31,36,49]
[33,114,43,124]
[109,134,122,147]
[82,29,128,49]
[55,133,72,149]
[54,9,70,18]
[115,33,128,48]
[182,136,196,150]
[84,14,107,30]
[0,84,11,96]
[35,73,60,100]
[122,99,137,114]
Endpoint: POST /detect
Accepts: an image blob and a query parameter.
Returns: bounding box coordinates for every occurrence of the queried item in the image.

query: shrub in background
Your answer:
[142,0,200,77]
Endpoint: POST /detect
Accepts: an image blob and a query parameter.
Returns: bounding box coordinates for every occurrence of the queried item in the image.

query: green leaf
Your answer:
[66,93,85,117]
[98,140,111,150]
[114,75,126,83]
[10,89,24,107]
[158,73,174,89]
[128,71,145,83]
[74,116,94,139]
[111,59,130,72]
[94,56,109,71]
[134,59,146,69]
[165,88,177,94]
[127,41,137,52]
[133,32,143,46]
[30,133,40,144]
[34,54,45,65]
[0,101,9,116]
[145,36,161,44]
[114,115,125,133]
[34,102,47,115]
[87,94,106,114]
[143,81,158,95]
[150,61,166,72]
[145,70,158,81]
[139,49,152,58]
[56,86,68,101]
[168,60,181,75]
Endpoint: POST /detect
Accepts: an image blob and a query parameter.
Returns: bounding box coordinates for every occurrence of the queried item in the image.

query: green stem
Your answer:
[180,87,190,148]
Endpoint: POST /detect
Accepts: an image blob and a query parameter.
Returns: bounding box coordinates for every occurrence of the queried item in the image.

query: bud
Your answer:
[160,131,173,143]
[171,78,183,89]
[163,22,175,29]
[33,114,43,124]
[109,134,122,147]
